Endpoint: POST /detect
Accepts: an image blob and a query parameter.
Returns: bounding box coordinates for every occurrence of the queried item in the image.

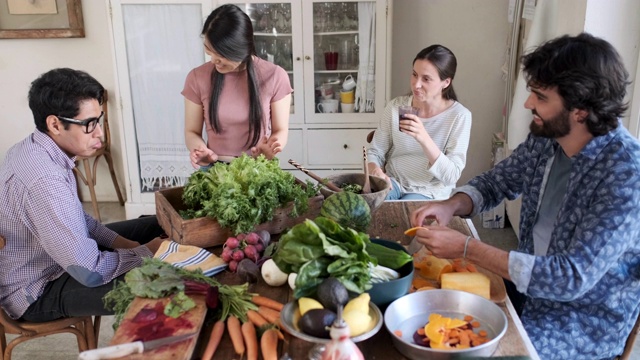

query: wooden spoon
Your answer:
[288,159,342,192]
[362,147,371,194]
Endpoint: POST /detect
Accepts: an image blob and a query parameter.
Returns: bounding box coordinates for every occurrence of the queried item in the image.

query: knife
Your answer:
[78,332,196,360]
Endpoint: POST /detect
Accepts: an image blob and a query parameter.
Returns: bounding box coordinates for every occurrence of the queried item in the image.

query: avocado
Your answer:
[316,277,349,312]
[299,308,337,338]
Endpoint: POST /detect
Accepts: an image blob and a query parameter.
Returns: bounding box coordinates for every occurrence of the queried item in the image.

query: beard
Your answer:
[529,108,571,138]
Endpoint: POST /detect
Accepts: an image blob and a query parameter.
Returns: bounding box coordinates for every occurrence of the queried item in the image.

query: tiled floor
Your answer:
[4,203,639,359]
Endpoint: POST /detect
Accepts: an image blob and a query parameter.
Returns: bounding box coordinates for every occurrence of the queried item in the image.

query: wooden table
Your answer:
[192,201,540,359]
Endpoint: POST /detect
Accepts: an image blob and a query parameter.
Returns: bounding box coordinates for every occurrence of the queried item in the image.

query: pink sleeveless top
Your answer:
[182,57,292,156]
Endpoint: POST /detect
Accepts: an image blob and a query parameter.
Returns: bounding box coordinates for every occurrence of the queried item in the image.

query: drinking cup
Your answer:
[341,102,355,113]
[340,90,355,104]
[398,105,419,131]
[320,83,334,100]
[324,51,338,70]
[342,74,356,91]
[317,99,339,113]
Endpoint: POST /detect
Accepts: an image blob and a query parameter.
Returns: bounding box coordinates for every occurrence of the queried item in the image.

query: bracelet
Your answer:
[463,235,472,259]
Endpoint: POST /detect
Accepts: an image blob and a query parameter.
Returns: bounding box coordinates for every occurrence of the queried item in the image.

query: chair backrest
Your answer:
[101,90,111,152]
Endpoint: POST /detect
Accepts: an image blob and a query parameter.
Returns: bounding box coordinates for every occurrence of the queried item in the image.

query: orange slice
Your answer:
[404,226,426,236]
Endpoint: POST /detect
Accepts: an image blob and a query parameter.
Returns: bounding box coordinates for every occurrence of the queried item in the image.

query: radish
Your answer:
[225,237,240,249]
[232,249,245,262]
[244,244,259,262]
[245,232,260,245]
[221,248,233,263]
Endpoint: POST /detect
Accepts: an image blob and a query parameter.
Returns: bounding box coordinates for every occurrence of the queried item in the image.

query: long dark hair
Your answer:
[29,68,104,133]
[202,4,262,147]
[522,33,629,136]
[413,45,458,101]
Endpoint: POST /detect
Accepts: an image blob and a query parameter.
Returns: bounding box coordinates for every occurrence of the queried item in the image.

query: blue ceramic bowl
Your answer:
[368,239,414,308]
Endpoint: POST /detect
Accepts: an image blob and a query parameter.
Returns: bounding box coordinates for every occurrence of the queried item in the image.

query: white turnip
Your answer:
[261,259,288,286]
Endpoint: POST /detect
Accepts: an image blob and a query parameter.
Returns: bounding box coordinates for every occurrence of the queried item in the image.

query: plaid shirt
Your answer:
[457,124,640,359]
[0,130,152,319]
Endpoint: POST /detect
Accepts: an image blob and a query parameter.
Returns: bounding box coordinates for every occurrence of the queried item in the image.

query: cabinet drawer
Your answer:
[307,129,371,166]
[278,129,303,169]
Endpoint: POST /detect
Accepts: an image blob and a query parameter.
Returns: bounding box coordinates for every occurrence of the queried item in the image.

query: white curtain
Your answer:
[122,4,203,191]
[507,0,565,150]
[354,2,376,113]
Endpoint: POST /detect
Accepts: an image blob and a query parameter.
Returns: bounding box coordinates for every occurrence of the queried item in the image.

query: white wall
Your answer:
[584,0,640,129]
[391,0,511,185]
[1,0,638,202]
[0,1,123,202]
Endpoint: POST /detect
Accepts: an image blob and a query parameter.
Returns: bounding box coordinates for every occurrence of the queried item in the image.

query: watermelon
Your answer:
[320,191,371,232]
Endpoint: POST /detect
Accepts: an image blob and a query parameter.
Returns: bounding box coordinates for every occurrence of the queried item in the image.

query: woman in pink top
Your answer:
[183,4,292,168]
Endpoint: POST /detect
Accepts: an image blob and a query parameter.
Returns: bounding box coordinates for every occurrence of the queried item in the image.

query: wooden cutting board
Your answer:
[109,294,207,359]
[412,247,507,303]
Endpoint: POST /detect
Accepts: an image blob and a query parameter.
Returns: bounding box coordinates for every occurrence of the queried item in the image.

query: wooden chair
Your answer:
[618,312,640,360]
[73,90,125,222]
[0,235,100,360]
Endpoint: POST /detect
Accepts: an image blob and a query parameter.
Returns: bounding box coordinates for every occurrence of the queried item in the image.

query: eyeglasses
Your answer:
[57,111,104,134]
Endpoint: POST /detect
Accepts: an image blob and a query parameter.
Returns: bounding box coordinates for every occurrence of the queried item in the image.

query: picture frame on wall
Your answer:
[0,0,84,39]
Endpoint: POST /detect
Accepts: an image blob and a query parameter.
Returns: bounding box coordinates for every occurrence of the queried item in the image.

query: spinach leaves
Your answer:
[272,217,375,298]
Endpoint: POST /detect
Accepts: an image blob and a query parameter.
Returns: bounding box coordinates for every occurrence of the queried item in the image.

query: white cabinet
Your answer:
[108,0,389,218]
[230,0,390,173]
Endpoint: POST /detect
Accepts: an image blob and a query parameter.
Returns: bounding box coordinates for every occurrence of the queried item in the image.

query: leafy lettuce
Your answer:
[272,217,376,298]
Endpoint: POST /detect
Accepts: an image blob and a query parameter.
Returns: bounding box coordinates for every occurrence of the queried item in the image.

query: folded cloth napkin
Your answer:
[154,241,227,276]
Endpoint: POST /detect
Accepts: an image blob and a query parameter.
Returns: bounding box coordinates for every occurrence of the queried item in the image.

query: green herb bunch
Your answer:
[181,154,320,234]
[103,258,256,328]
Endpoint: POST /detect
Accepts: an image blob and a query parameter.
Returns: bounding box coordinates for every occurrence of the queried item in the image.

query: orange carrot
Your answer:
[252,295,284,311]
[242,321,258,360]
[227,315,245,357]
[247,310,269,328]
[258,305,281,324]
[261,328,280,360]
[201,320,225,360]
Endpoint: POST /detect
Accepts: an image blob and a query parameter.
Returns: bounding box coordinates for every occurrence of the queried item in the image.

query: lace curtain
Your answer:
[354,2,376,113]
[122,4,203,191]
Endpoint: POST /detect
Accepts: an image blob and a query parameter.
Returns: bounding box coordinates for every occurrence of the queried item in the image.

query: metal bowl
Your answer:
[384,289,507,360]
[280,300,383,344]
[368,239,414,308]
[319,173,391,212]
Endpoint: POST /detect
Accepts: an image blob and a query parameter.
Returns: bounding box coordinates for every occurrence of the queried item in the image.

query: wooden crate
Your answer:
[155,184,323,248]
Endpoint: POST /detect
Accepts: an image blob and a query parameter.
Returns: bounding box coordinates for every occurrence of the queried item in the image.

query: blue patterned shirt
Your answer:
[456,125,640,359]
[0,131,152,319]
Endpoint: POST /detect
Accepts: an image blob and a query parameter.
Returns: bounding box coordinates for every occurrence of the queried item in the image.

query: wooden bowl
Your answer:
[319,173,391,212]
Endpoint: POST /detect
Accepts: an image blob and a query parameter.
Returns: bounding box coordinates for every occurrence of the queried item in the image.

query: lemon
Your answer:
[343,309,372,337]
[344,293,370,314]
[298,297,324,316]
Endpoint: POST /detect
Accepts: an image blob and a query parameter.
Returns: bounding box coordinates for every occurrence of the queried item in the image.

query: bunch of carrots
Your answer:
[202,295,285,360]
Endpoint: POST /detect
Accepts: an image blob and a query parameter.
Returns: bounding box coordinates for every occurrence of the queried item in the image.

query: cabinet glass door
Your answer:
[233,1,304,124]
[304,0,382,124]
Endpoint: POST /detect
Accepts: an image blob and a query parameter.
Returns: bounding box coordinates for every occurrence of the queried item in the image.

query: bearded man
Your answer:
[409,33,640,360]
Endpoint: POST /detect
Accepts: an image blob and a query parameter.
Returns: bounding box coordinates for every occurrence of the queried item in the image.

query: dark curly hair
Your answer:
[521,33,629,136]
[28,68,104,133]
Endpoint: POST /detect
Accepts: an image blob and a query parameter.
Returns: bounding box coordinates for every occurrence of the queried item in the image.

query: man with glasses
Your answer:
[0,68,166,322]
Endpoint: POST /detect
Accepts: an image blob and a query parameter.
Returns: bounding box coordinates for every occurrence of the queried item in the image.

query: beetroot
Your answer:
[413,330,430,347]
[132,307,159,323]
